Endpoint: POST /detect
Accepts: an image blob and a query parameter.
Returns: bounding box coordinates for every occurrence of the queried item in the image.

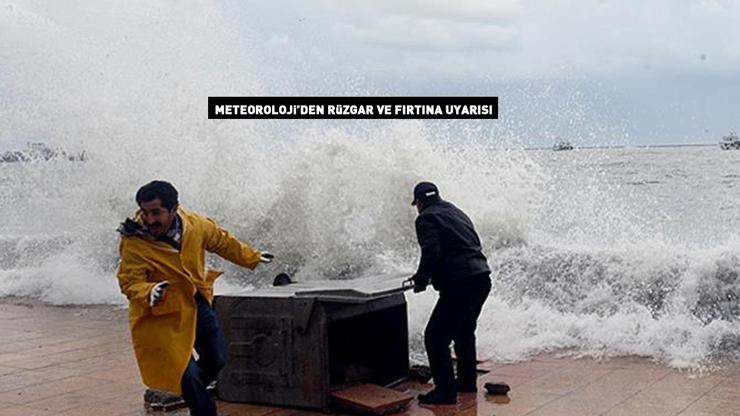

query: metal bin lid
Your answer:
[219,272,411,303]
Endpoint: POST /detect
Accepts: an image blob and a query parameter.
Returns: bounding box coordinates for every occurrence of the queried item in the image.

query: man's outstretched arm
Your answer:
[202,216,263,269]
[413,215,440,288]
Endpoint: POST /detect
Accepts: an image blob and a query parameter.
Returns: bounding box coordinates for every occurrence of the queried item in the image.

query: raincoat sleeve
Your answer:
[202,217,261,269]
[117,238,156,306]
[413,214,440,286]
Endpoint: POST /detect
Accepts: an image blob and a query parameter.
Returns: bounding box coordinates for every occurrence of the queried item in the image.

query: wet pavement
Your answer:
[0,301,737,416]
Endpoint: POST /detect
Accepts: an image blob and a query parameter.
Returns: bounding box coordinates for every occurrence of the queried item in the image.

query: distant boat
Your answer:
[719,132,740,150]
[553,140,573,151]
[0,142,86,162]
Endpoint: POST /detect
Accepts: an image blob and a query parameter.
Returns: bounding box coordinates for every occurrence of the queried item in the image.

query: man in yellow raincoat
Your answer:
[117,180,273,416]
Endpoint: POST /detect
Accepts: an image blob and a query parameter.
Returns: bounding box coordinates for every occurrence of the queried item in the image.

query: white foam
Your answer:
[2,0,739,370]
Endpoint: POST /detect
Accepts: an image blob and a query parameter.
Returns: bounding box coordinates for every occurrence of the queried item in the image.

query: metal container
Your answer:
[214,273,410,410]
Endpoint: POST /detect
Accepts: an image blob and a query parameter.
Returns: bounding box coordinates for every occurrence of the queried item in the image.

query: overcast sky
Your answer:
[227,0,740,145]
[2,1,739,148]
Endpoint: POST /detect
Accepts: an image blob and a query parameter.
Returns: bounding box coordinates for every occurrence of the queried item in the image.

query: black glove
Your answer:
[411,273,427,293]
[259,251,274,264]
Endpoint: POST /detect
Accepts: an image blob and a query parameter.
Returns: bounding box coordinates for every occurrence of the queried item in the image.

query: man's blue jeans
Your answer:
[181,293,226,416]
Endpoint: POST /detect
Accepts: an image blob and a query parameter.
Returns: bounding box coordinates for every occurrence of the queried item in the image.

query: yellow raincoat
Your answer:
[116,207,261,395]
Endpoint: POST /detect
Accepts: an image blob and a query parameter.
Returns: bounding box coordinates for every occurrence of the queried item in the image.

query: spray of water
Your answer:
[2,1,739,369]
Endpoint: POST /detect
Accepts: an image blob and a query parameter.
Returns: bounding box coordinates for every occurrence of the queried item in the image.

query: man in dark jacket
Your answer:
[410,181,492,405]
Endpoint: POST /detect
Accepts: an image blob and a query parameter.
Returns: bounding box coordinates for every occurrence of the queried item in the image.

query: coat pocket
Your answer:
[151,293,181,316]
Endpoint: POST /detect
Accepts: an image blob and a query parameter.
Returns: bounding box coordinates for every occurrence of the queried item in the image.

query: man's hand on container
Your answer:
[149,281,169,307]
[411,274,427,293]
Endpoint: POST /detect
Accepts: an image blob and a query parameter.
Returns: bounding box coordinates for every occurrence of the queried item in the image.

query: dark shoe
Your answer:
[143,389,187,411]
[418,389,457,405]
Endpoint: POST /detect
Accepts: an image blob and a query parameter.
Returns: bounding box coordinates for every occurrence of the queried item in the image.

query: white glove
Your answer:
[149,281,169,307]
[259,251,274,264]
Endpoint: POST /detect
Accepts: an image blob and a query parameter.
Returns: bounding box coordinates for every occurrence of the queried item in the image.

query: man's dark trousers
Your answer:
[181,293,226,416]
[424,274,491,394]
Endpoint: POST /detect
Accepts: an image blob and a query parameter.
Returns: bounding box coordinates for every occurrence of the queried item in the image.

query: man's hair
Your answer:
[135,180,179,210]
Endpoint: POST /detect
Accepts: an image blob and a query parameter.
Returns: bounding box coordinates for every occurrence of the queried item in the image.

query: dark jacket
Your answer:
[413,198,490,291]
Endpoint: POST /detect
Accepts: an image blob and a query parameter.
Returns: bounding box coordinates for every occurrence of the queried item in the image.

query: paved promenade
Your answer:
[0,301,737,416]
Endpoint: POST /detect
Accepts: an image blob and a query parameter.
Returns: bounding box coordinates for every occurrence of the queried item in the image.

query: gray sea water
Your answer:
[531,146,740,247]
[1,144,738,369]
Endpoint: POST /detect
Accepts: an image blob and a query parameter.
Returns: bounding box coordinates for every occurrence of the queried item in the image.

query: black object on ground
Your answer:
[484,382,510,395]
[408,364,432,383]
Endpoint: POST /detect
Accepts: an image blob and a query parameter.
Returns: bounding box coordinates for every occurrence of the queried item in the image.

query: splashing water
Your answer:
[2,1,739,369]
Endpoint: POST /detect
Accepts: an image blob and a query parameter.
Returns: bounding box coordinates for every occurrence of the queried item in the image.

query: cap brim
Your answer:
[411,199,417,206]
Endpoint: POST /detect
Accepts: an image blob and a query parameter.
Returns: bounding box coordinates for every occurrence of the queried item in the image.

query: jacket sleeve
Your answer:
[413,214,440,286]
[202,216,261,269]
[117,239,156,307]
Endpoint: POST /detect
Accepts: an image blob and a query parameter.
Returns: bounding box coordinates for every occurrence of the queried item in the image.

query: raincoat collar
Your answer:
[117,210,182,250]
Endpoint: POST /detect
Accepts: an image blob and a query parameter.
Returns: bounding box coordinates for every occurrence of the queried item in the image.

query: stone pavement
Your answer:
[0,301,738,416]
